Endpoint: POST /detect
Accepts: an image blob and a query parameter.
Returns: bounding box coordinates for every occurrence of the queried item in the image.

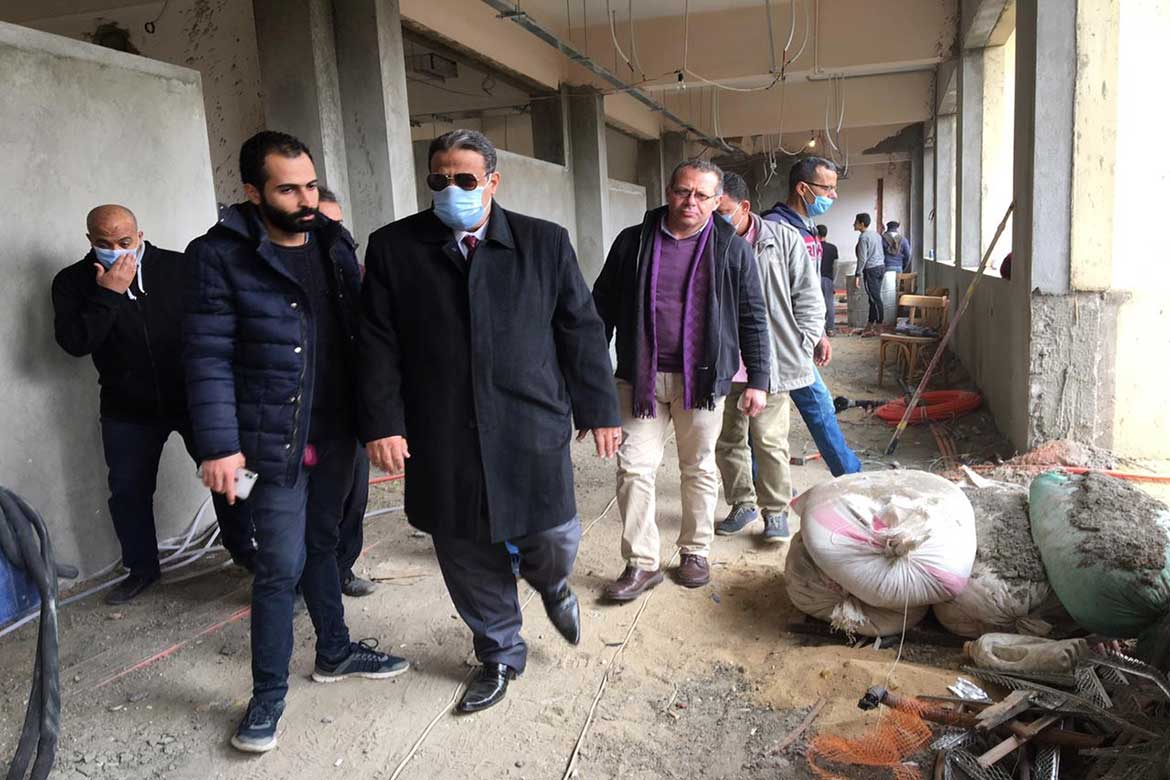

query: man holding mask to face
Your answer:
[359,129,620,714]
[51,205,257,605]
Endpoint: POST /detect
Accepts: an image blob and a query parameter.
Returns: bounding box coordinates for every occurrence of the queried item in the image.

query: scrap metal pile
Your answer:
[858,649,1170,779]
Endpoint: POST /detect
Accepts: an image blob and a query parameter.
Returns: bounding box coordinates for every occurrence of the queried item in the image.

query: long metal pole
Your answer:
[884,202,1015,456]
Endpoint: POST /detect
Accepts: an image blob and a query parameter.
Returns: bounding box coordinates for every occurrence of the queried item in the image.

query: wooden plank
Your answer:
[975,690,1034,732]
[976,715,1060,768]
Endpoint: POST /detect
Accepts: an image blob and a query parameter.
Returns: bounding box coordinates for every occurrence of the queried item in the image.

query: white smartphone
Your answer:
[197,466,260,501]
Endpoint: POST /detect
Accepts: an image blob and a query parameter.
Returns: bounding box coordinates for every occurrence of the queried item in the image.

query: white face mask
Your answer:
[93,239,143,268]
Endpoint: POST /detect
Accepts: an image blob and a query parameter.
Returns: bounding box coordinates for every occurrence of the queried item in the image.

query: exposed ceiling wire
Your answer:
[628,0,645,78]
[783,0,811,68]
[763,0,777,74]
[607,0,635,74]
[144,0,170,34]
[681,0,690,75]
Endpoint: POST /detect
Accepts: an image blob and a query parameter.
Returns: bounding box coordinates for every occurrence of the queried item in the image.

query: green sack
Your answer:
[1029,471,1170,639]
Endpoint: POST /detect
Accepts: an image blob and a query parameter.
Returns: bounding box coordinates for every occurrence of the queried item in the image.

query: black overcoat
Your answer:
[357,205,620,542]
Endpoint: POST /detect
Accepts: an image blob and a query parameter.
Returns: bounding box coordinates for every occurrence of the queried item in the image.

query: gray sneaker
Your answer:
[716,504,759,535]
[762,512,791,542]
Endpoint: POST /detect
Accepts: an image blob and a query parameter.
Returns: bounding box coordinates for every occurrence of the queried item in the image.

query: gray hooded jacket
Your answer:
[746,214,826,393]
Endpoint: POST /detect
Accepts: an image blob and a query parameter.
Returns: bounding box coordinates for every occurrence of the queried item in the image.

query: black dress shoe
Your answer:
[543,587,581,645]
[105,572,160,605]
[457,663,517,713]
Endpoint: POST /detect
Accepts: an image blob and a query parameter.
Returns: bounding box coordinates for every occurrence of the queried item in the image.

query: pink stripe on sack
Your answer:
[807,504,880,548]
[921,563,968,597]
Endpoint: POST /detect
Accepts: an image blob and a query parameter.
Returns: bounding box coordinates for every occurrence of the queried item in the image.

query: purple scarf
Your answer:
[634,219,715,418]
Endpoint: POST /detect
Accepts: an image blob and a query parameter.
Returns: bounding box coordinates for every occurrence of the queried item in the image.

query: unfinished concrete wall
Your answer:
[16,0,266,204]
[412,144,578,249]
[605,126,639,184]
[604,179,648,278]
[0,22,217,577]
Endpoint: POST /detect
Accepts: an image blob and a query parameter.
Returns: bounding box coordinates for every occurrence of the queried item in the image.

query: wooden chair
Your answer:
[878,295,950,387]
[895,272,918,296]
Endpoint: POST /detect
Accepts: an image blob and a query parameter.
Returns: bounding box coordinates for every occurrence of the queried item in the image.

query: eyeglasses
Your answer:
[426,172,493,192]
[802,180,838,195]
[669,187,718,203]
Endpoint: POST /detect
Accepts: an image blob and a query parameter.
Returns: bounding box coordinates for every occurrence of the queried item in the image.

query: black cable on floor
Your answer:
[0,487,75,780]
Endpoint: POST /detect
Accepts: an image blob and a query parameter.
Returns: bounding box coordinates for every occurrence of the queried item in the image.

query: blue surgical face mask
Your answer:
[802,190,834,217]
[433,185,487,232]
[93,240,144,268]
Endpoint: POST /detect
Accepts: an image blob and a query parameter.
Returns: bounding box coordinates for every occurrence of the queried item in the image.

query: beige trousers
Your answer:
[714,382,793,515]
[615,374,726,571]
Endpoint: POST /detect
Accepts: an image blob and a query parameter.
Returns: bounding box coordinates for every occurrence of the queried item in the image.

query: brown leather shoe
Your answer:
[675,554,711,588]
[603,566,664,602]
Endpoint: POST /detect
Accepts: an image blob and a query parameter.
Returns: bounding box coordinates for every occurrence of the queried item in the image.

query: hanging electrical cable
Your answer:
[628,0,645,79]
[681,0,690,76]
[783,0,811,68]
[763,0,777,74]
[607,0,634,74]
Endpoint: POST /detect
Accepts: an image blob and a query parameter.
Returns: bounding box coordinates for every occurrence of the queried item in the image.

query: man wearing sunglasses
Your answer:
[761,157,862,477]
[359,129,620,714]
[593,160,770,601]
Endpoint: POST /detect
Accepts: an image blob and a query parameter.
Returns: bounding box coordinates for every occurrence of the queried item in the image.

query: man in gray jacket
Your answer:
[712,173,825,541]
[854,212,886,331]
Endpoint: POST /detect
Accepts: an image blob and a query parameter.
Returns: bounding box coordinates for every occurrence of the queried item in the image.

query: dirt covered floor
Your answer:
[0,335,1015,779]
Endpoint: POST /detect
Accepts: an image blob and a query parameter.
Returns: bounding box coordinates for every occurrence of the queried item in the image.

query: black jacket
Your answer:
[358,205,620,542]
[592,207,770,397]
[183,203,362,486]
[51,243,189,421]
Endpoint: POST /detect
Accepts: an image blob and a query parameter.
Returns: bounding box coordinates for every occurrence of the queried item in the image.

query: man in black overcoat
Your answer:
[358,129,621,713]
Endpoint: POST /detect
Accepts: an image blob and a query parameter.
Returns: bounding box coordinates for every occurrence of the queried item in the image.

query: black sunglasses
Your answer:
[426,172,492,192]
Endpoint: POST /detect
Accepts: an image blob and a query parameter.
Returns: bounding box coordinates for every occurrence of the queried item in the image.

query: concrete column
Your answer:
[1013,0,1075,295]
[567,87,610,283]
[955,51,984,268]
[910,143,925,277]
[253,0,351,209]
[333,0,418,246]
[530,89,567,166]
[934,113,957,267]
[636,138,665,209]
[923,143,936,264]
[661,131,687,179]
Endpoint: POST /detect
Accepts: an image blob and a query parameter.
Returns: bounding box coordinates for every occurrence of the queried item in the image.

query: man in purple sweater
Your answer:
[593,160,770,600]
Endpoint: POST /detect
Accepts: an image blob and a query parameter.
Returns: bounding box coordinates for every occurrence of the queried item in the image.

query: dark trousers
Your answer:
[863,266,885,323]
[100,417,255,579]
[336,448,370,581]
[432,516,581,674]
[250,437,355,702]
[820,276,836,334]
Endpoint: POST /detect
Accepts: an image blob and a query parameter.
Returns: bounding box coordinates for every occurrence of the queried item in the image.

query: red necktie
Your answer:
[462,234,479,261]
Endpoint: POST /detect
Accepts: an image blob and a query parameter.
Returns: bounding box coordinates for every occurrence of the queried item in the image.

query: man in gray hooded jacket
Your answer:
[712,172,825,541]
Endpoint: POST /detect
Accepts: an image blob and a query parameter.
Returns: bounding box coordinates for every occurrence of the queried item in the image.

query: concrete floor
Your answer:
[0,335,1012,779]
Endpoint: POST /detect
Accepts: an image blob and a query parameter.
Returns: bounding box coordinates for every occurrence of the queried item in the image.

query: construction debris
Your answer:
[813,650,1170,779]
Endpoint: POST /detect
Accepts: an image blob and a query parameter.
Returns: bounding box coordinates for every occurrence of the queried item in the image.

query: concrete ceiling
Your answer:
[1,0,163,24]
[519,0,771,28]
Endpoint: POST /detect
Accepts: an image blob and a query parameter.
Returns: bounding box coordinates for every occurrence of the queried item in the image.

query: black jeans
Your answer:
[336,447,370,581]
[100,417,255,578]
[250,436,355,702]
[820,276,836,333]
[863,266,885,324]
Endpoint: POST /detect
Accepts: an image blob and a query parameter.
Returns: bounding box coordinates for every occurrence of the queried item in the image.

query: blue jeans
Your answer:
[789,370,862,477]
[250,437,354,702]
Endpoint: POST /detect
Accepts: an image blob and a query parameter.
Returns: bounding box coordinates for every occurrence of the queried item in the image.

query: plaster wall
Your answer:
[0,22,217,577]
[604,179,648,274]
[605,126,640,184]
[15,0,266,205]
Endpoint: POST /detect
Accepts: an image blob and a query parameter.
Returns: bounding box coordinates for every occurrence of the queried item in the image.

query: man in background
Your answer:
[882,220,912,273]
[853,212,885,333]
[816,224,838,336]
[761,157,862,477]
[315,186,376,599]
[52,205,255,605]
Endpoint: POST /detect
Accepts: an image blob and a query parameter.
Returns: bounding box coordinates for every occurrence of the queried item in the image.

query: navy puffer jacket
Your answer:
[182,203,361,486]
